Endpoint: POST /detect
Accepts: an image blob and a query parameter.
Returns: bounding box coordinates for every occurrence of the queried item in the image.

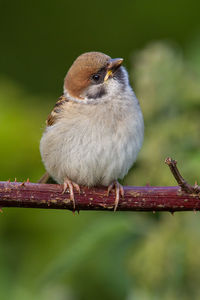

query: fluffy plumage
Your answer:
[40,52,144,202]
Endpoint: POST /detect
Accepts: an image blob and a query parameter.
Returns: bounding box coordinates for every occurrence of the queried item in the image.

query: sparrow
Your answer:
[40,52,144,211]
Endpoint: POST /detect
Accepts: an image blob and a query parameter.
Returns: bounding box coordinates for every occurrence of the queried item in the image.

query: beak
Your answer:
[104,58,123,81]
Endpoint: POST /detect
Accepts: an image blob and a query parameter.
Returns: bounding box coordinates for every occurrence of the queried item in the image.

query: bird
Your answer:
[40,51,144,211]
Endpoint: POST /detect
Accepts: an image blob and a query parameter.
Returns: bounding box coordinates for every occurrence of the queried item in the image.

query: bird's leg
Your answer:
[62,177,81,211]
[107,180,124,211]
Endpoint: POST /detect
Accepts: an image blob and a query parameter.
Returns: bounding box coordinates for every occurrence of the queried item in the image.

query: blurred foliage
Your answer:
[1,0,200,96]
[124,41,200,187]
[0,7,200,298]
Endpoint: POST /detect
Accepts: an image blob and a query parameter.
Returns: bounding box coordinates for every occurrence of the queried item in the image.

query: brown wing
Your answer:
[46,95,69,126]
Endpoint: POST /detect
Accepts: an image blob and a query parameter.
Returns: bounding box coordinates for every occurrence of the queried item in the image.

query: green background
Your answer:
[0,0,200,299]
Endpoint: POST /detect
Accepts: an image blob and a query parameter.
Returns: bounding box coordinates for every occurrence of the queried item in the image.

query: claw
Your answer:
[62,178,81,212]
[107,180,124,211]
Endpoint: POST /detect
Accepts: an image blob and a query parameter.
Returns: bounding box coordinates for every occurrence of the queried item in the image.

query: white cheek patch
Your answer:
[64,66,130,104]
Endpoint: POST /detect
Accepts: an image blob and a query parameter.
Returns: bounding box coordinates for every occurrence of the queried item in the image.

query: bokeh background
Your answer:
[0,0,200,299]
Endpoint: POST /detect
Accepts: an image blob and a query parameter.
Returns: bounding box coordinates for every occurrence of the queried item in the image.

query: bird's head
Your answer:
[64,52,128,102]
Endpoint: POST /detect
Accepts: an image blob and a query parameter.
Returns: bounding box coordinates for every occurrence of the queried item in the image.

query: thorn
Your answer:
[194,181,199,189]
[14,178,17,182]
[26,178,30,183]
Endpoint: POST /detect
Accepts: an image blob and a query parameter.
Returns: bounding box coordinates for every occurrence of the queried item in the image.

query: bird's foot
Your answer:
[107,180,124,211]
[62,177,81,212]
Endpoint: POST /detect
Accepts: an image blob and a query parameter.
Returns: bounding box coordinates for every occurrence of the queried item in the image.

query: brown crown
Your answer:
[64,52,111,99]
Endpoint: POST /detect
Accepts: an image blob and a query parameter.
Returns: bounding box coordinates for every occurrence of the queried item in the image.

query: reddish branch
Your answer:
[165,157,200,193]
[0,158,199,213]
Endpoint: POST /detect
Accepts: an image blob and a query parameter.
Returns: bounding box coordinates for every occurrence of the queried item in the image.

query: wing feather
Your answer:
[46,95,69,126]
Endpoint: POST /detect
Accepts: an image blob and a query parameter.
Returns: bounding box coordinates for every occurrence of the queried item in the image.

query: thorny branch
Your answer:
[0,158,199,213]
[165,157,200,194]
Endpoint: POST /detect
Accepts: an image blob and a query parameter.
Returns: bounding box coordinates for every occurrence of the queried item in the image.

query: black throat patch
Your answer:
[86,86,106,99]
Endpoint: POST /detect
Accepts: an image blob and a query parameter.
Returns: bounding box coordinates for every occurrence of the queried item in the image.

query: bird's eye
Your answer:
[92,74,100,82]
